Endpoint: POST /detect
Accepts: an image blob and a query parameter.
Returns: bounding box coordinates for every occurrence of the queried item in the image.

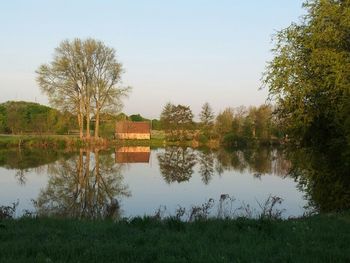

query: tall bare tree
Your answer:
[36,38,130,139]
[37,40,83,138]
[89,41,130,138]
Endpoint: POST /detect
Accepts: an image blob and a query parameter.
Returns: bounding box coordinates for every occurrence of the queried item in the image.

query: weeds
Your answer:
[0,201,18,219]
[1,195,286,222]
[257,195,285,220]
[188,198,215,222]
[148,194,286,222]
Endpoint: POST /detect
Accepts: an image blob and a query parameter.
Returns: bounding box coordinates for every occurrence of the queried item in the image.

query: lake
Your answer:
[0,146,311,219]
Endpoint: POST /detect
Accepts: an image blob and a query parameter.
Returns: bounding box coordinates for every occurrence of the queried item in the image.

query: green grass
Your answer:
[0,134,203,149]
[0,213,349,262]
[0,132,221,149]
[0,135,80,148]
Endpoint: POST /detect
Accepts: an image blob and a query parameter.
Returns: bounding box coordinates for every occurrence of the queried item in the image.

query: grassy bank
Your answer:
[0,213,349,262]
[0,135,84,148]
[0,134,221,149]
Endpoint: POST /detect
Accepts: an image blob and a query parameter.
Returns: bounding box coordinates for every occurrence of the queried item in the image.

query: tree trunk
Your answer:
[86,100,91,139]
[78,99,84,139]
[77,111,83,139]
[94,108,100,139]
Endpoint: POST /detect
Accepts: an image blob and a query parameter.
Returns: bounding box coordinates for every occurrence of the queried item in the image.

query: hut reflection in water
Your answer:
[115,146,151,164]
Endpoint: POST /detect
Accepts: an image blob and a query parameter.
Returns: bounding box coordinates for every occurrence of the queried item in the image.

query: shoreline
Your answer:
[0,134,281,149]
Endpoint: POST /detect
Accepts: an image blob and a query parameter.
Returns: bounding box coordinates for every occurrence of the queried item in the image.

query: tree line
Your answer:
[159,102,281,146]
[0,101,156,137]
[0,101,75,134]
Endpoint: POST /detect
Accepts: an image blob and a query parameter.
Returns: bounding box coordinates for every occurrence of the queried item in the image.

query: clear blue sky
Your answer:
[0,0,305,119]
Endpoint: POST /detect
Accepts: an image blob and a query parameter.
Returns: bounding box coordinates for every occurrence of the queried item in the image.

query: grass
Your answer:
[0,134,82,148]
[0,213,349,262]
[0,134,213,149]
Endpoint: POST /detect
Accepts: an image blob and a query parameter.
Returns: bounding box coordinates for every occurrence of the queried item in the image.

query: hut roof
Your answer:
[115,121,150,134]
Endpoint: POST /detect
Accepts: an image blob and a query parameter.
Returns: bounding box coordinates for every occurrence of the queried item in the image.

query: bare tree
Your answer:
[37,39,88,138]
[36,38,130,139]
[89,41,130,138]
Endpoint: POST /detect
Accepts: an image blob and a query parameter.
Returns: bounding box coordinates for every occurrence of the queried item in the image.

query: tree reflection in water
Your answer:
[288,148,350,213]
[35,148,130,219]
[157,146,290,185]
[214,147,290,178]
[0,148,74,185]
[3,145,347,215]
[157,147,197,183]
[198,150,215,185]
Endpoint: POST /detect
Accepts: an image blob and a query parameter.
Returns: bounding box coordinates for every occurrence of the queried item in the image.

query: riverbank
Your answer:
[0,134,83,148]
[0,213,349,262]
[0,134,221,149]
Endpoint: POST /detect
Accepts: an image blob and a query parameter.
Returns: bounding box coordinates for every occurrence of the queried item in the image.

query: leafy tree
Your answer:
[160,103,194,141]
[151,119,162,130]
[159,102,173,132]
[263,0,350,186]
[263,0,350,150]
[129,114,148,122]
[0,101,75,135]
[199,102,215,139]
[199,102,215,127]
[215,108,234,139]
[0,105,7,133]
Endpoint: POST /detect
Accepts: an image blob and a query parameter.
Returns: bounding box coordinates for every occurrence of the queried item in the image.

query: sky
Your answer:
[0,0,305,119]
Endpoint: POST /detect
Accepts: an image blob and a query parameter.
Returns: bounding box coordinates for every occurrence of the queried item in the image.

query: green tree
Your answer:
[151,119,162,130]
[215,108,234,140]
[263,0,350,151]
[199,102,215,139]
[263,0,350,194]
[0,101,73,135]
[129,114,147,122]
[160,103,194,141]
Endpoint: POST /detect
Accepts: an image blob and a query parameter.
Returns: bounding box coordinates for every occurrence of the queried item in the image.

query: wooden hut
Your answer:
[115,121,150,140]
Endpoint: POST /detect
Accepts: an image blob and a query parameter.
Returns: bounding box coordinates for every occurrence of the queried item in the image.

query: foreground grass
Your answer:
[0,213,349,262]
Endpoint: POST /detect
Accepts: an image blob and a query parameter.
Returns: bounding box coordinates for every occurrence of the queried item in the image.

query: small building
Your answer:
[115,146,150,163]
[115,121,151,140]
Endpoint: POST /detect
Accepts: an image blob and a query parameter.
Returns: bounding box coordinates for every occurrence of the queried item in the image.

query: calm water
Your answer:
[0,146,308,219]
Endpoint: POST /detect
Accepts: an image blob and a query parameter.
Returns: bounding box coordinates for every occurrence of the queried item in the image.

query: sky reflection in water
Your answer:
[0,147,307,219]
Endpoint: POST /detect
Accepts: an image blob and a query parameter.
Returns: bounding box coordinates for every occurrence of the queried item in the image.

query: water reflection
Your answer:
[198,150,215,185]
[115,146,150,163]
[1,145,348,217]
[35,148,130,219]
[157,146,290,184]
[0,148,74,185]
[215,147,290,177]
[157,147,197,183]
[288,147,350,213]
